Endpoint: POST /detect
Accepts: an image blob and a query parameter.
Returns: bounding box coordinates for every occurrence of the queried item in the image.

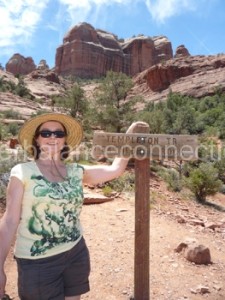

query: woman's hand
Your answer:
[83,121,149,185]
[125,121,149,134]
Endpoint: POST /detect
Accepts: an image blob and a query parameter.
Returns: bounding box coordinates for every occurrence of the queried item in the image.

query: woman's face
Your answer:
[35,121,66,158]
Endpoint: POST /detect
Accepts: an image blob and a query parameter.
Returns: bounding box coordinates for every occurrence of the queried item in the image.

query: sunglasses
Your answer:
[38,130,67,138]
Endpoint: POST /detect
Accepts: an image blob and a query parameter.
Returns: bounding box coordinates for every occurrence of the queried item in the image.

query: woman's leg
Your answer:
[16,256,64,300]
[64,238,90,298]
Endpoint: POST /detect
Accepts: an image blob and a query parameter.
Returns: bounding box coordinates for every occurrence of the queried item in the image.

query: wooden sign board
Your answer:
[92,128,198,300]
[92,132,198,161]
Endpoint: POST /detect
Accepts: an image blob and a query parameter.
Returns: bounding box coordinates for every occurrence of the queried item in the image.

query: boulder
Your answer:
[175,238,211,265]
[184,244,211,265]
[84,189,114,204]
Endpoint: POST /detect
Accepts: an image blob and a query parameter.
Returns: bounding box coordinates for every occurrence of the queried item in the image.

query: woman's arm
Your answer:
[0,176,24,298]
[83,156,129,185]
[83,121,147,185]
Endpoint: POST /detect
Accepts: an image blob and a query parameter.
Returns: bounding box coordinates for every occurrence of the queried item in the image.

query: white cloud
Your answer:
[0,0,209,54]
[58,0,138,27]
[57,0,211,29]
[144,0,207,23]
[0,0,49,56]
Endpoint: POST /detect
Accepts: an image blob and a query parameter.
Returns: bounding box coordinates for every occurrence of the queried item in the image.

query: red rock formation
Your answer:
[29,69,60,84]
[6,53,36,75]
[55,22,173,78]
[144,62,193,92]
[133,54,225,102]
[37,59,49,70]
[55,23,125,78]
[122,37,156,75]
[174,45,190,58]
[153,36,173,63]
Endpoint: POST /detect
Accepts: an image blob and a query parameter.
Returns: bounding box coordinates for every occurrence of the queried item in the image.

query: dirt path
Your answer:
[150,210,225,300]
[2,180,225,300]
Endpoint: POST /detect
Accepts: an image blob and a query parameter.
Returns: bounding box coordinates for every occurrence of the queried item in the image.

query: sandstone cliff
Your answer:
[55,22,173,78]
[133,54,225,105]
[6,53,36,75]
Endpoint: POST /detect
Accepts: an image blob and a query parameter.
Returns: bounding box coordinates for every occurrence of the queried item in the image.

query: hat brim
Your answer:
[18,113,83,156]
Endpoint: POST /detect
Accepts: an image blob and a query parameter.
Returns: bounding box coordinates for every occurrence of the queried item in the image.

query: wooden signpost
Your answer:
[92,124,198,300]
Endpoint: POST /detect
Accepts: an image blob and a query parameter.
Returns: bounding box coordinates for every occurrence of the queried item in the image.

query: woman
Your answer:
[0,113,143,300]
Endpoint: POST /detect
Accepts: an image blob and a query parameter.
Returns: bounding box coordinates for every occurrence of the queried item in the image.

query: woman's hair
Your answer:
[32,122,70,160]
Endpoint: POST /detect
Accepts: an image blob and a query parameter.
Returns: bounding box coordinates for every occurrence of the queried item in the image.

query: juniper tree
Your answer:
[93,71,141,132]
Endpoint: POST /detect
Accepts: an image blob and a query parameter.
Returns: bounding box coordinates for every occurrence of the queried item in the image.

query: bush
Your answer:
[102,186,113,197]
[185,162,222,202]
[219,184,225,194]
[7,122,19,136]
[105,171,135,193]
[0,184,6,201]
[0,147,28,201]
[165,169,183,192]
[158,167,182,192]
[2,109,22,119]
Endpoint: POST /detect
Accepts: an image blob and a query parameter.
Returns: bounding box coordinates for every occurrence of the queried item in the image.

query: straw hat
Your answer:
[18,113,83,155]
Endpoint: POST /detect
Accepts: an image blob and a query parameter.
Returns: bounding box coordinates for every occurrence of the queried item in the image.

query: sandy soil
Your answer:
[2,175,225,300]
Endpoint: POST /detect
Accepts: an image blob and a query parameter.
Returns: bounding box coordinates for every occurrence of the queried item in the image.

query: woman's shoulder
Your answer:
[10,161,36,181]
[11,161,35,171]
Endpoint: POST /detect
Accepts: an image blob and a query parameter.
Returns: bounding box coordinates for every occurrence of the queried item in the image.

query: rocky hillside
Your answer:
[1,54,225,120]
[1,22,225,119]
[0,69,69,119]
[132,53,225,105]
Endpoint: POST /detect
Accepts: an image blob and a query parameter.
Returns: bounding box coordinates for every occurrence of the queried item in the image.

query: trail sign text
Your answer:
[93,133,198,160]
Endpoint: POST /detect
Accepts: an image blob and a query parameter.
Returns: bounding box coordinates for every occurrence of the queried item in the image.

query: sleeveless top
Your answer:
[10,161,84,259]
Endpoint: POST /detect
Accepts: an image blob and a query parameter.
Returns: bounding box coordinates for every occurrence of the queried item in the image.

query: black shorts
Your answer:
[15,237,90,300]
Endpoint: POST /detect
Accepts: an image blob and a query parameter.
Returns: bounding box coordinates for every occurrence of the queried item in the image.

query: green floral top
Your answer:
[10,161,84,259]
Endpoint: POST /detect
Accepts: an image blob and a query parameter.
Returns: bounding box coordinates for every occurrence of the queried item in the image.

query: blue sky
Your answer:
[0,0,224,69]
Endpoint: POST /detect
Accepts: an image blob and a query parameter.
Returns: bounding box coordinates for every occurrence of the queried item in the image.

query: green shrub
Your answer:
[0,150,25,200]
[102,186,113,197]
[165,169,182,192]
[158,167,182,192]
[7,122,19,136]
[219,184,225,194]
[0,77,16,92]
[0,124,3,140]
[185,162,222,202]
[15,80,30,98]
[2,109,22,119]
[106,171,135,193]
[0,183,6,201]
